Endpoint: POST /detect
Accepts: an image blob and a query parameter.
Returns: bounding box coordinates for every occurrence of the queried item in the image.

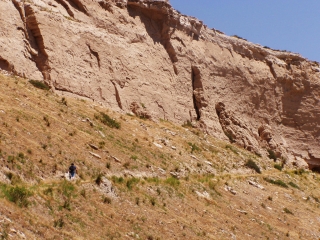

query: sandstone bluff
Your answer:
[0,0,319,169]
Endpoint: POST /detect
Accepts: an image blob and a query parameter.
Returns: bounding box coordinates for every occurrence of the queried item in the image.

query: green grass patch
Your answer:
[95,112,121,129]
[1,184,33,207]
[111,176,124,184]
[188,142,201,153]
[288,181,300,189]
[245,159,261,174]
[126,178,139,190]
[165,177,180,188]
[29,80,50,90]
[293,168,306,175]
[274,163,283,171]
[264,178,288,188]
[59,180,76,198]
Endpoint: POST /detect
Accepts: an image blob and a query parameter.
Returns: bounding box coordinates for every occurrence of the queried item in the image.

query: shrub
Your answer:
[126,178,139,190]
[264,178,288,188]
[245,159,261,174]
[7,155,14,163]
[62,199,71,210]
[29,80,50,90]
[150,197,156,206]
[103,196,111,204]
[293,168,306,175]
[182,120,193,128]
[54,218,64,228]
[106,162,111,169]
[274,164,283,171]
[232,35,247,41]
[288,181,300,189]
[43,116,50,127]
[43,187,53,196]
[97,112,121,129]
[4,185,32,207]
[99,141,105,149]
[111,176,124,184]
[95,173,103,186]
[188,142,201,153]
[283,208,293,214]
[61,97,67,106]
[224,131,235,143]
[130,155,138,160]
[267,149,277,161]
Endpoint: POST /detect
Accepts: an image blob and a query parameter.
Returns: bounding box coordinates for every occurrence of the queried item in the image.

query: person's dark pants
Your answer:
[69,172,75,179]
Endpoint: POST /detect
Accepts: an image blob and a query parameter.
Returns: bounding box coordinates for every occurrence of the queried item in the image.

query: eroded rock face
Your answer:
[0,0,319,168]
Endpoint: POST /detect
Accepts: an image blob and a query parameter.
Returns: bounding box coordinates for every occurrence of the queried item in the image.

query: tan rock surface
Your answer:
[0,0,319,168]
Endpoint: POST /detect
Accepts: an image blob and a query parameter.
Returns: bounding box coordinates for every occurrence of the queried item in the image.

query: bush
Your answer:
[126,178,139,190]
[293,168,306,175]
[224,131,235,143]
[188,142,201,153]
[111,176,124,184]
[288,181,300,189]
[103,196,111,204]
[182,120,193,128]
[95,173,103,186]
[54,218,64,228]
[232,35,247,41]
[150,197,156,206]
[283,207,293,215]
[96,112,121,129]
[29,80,50,90]
[274,164,283,171]
[264,178,288,188]
[4,185,32,207]
[245,159,261,174]
[267,149,277,161]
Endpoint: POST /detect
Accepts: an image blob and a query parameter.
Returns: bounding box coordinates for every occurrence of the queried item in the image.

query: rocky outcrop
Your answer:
[0,0,319,168]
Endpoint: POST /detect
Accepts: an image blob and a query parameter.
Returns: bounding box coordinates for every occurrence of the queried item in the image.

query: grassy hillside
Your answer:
[0,72,319,239]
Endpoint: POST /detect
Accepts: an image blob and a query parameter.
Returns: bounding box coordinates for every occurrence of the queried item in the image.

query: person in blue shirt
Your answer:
[68,163,77,180]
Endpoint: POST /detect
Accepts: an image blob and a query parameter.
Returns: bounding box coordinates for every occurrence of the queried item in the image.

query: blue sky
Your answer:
[170,0,320,62]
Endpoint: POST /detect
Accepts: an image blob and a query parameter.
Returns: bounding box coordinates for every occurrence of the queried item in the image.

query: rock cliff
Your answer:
[0,0,319,168]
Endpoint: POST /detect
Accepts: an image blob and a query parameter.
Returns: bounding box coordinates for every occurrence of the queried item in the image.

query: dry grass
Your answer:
[0,72,319,239]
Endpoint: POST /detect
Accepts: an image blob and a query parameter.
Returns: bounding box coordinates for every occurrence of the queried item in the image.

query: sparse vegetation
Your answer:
[182,120,193,128]
[188,142,201,153]
[1,185,32,207]
[288,181,300,189]
[29,80,50,90]
[232,35,247,41]
[95,173,103,185]
[267,149,277,161]
[224,131,235,143]
[95,112,121,129]
[274,163,283,171]
[165,177,180,188]
[0,73,319,239]
[264,178,288,188]
[283,207,293,215]
[245,159,261,173]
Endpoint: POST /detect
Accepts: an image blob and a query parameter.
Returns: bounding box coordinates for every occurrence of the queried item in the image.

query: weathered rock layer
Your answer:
[0,0,319,168]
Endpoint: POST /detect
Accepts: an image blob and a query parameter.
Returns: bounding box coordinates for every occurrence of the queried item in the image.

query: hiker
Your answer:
[68,163,77,180]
